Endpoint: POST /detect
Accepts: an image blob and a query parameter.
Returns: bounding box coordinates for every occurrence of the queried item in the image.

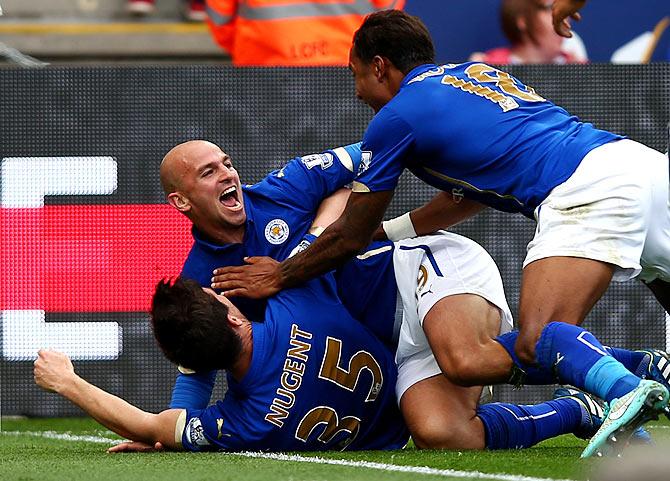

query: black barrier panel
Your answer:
[1,65,669,416]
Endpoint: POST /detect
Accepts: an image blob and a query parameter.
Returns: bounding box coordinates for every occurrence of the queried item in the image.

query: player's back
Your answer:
[179,275,409,452]
[363,62,620,217]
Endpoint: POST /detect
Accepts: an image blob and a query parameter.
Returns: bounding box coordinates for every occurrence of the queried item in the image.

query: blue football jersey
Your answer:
[355,63,622,218]
[171,237,400,410]
[322,235,399,349]
[179,276,409,452]
[172,143,372,410]
[181,143,365,322]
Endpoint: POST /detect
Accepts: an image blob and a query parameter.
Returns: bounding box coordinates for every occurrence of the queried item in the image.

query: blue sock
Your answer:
[496,330,644,393]
[477,398,582,449]
[496,331,557,385]
[535,322,640,402]
[604,346,646,372]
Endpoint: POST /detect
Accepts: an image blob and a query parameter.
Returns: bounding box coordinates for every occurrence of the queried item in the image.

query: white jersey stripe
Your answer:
[332,147,354,172]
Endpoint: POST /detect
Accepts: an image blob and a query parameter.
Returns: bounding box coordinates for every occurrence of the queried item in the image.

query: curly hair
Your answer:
[352,10,435,74]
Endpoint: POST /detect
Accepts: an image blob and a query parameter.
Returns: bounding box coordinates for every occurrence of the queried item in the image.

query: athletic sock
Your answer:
[496,331,557,385]
[604,346,647,372]
[477,398,582,449]
[535,322,640,402]
[497,331,648,391]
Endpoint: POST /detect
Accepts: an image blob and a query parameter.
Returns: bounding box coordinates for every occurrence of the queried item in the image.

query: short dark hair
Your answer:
[150,277,242,372]
[352,10,435,74]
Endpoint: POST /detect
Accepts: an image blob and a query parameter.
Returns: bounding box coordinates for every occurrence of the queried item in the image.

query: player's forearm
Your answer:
[280,216,369,288]
[410,193,485,234]
[311,188,351,233]
[280,190,393,289]
[279,191,393,289]
[59,375,158,443]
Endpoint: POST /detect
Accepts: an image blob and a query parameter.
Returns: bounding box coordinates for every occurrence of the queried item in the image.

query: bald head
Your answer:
[160,140,223,195]
[159,140,246,243]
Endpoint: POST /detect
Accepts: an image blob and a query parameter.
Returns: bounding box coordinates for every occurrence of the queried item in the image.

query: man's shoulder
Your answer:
[366,101,412,135]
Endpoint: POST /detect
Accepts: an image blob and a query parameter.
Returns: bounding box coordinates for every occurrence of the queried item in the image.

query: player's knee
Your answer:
[442,351,482,386]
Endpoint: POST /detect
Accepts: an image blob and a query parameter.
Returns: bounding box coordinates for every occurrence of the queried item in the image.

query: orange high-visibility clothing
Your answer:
[206,0,405,66]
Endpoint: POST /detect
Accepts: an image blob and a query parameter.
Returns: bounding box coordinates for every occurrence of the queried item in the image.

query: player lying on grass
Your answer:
[37,275,609,453]
[163,140,669,453]
[35,275,410,452]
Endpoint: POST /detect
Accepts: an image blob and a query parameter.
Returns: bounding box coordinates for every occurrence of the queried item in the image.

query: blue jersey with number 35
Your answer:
[171,143,398,412]
[355,63,622,218]
[179,276,409,452]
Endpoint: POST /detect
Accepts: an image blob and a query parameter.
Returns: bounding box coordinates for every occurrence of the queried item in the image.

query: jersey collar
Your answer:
[228,320,266,392]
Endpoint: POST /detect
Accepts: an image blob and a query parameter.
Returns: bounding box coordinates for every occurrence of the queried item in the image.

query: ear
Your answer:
[372,55,387,82]
[227,313,245,328]
[167,192,190,213]
[516,15,527,34]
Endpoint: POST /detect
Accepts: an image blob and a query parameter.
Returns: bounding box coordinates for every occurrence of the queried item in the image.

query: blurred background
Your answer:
[0,0,668,64]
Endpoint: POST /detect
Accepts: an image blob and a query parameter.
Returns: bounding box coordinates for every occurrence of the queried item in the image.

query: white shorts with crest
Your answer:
[393,232,513,402]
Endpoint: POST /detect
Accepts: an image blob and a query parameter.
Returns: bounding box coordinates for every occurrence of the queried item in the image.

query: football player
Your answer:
[34,275,409,452]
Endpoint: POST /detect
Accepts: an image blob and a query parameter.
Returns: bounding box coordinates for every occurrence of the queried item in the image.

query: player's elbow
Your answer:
[147,411,183,450]
[131,411,180,450]
[346,235,370,254]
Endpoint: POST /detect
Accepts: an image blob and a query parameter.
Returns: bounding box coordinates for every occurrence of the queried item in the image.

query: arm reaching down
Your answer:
[212,189,394,298]
[34,349,183,450]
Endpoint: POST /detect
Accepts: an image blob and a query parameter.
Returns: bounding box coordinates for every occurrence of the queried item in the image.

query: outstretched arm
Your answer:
[377,192,486,241]
[309,187,351,234]
[212,190,394,298]
[34,349,183,450]
[552,0,586,38]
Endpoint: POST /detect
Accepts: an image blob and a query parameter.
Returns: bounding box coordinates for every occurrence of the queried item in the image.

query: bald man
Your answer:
[161,141,246,246]
[161,140,366,325]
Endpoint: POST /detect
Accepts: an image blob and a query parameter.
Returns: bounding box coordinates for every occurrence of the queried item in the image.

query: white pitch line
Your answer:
[2,430,576,481]
[232,451,576,481]
[2,430,122,444]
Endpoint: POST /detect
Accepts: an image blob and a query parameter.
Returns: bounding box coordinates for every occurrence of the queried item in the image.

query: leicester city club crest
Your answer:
[265,219,290,245]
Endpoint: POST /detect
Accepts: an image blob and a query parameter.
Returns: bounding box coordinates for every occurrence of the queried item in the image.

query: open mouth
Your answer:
[219,185,242,209]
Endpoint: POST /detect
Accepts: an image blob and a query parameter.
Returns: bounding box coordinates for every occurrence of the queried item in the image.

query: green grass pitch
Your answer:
[3,417,670,481]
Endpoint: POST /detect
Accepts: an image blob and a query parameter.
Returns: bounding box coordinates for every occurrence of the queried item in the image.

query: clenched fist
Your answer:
[34,349,77,394]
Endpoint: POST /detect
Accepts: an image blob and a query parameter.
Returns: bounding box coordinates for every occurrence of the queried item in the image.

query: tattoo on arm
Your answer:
[280,190,394,288]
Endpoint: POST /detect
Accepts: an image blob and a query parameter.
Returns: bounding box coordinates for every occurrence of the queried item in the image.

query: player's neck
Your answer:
[229,323,253,381]
[202,223,246,245]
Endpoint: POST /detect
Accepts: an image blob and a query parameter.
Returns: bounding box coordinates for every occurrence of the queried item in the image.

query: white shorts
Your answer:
[524,139,670,283]
[393,232,514,402]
